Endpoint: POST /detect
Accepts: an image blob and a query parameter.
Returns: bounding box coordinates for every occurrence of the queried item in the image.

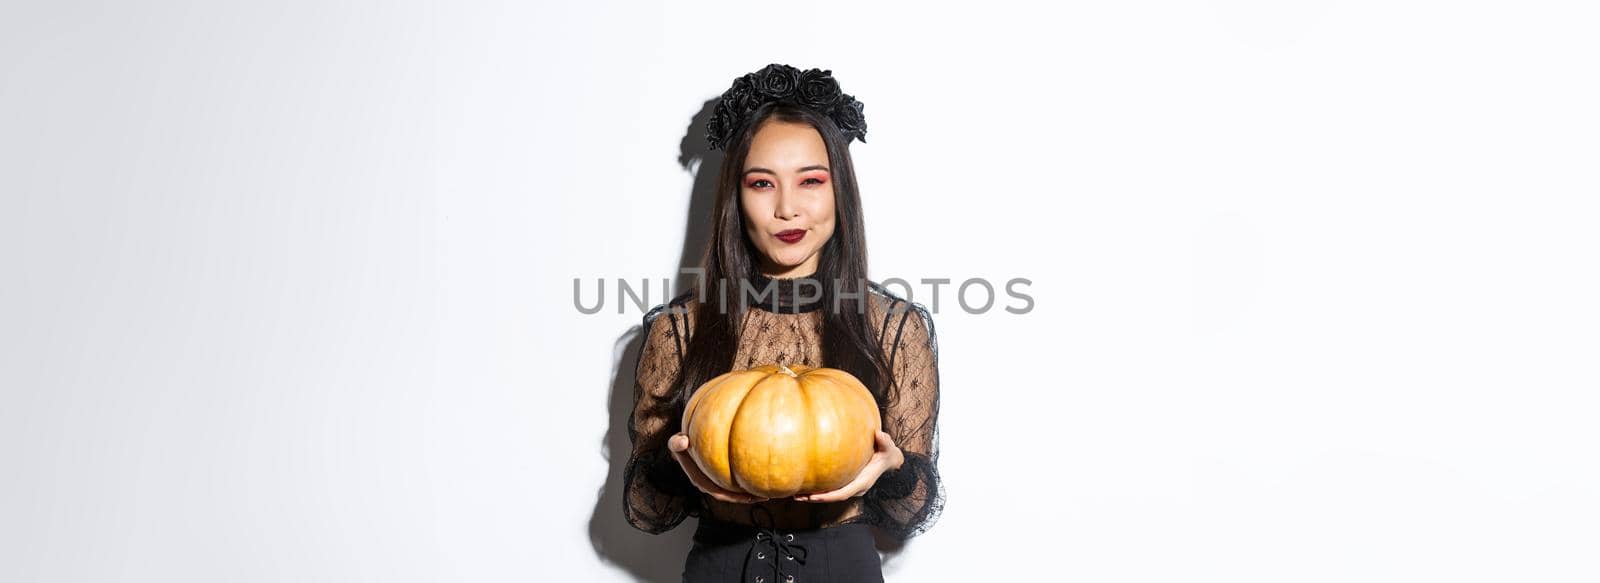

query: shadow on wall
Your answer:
[584,97,720,583]
[586,97,912,581]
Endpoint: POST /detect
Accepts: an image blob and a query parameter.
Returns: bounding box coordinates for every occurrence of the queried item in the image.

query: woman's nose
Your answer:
[774,191,800,220]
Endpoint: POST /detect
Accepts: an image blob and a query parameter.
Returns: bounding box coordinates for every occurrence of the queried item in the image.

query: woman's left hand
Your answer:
[793,430,905,503]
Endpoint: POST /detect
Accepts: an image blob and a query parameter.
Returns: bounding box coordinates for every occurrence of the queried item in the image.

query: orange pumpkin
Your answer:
[681,364,881,498]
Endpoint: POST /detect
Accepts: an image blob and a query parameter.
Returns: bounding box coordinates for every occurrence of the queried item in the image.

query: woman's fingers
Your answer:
[875,430,896,451]
[796,475,867,503]
[796,459,882,503]
[710,490,766,504]
[794,432,899,503]
[875,430,906,470]
[668,436,768,504]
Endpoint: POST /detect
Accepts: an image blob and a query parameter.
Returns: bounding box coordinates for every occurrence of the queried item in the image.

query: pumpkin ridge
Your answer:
[682,370,735,432]
[798,372,817,493]
[689,370,765,493]
[802,373,841,493]
[729,371,773,494]
[814,370,880,489]
[806,373,859,492]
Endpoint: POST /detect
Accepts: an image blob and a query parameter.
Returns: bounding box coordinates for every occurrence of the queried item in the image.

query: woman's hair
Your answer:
[665,100,896,415]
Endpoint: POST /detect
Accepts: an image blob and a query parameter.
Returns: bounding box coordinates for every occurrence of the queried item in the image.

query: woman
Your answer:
[624,64,943,583]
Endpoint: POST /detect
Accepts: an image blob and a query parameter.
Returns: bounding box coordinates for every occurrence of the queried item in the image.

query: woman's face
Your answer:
[739,119,837,279]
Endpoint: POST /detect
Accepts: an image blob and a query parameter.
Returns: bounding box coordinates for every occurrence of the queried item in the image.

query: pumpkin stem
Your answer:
[778,365,798,378]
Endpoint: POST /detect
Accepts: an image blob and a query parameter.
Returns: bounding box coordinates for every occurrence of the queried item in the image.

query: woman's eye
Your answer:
[747,177,824,189]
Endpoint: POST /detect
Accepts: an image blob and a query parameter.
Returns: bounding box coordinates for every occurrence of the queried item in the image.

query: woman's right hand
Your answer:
[668,433,769,504]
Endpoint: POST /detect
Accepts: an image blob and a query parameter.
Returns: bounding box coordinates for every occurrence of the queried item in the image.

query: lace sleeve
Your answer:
[622,304,698,534]
[862,301,945,541]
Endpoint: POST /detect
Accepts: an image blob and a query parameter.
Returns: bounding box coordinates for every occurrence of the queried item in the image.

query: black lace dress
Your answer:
[623,273,945,582]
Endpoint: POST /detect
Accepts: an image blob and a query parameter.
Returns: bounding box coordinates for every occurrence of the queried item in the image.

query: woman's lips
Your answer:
[775,229,806,244]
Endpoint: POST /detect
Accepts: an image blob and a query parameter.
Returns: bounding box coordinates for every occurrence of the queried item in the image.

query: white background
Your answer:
[3,1,1597,581]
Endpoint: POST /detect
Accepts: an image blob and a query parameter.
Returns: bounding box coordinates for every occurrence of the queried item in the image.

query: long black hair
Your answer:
[665,101,896,417]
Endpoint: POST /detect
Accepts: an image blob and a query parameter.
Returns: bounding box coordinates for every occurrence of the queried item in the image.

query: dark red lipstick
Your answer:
[775,229,806,244]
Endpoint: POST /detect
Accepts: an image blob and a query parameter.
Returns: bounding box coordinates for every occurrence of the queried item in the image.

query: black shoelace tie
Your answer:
[745,506,808,583]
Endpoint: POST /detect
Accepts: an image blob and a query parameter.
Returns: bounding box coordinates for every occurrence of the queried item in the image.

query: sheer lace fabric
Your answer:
[623,275,944,542]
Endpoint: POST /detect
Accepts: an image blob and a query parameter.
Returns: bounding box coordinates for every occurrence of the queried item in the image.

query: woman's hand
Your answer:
[793,431,905,503]
[667,433,769,504]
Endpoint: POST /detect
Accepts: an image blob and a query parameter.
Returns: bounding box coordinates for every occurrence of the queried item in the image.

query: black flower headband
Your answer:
[704,63,867,151]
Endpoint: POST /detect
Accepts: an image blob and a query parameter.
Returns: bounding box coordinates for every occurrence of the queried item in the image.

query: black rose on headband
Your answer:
[832,95,867,138]
[753,64,799,98]
[796,69,842,110]
[704,64,867,151]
